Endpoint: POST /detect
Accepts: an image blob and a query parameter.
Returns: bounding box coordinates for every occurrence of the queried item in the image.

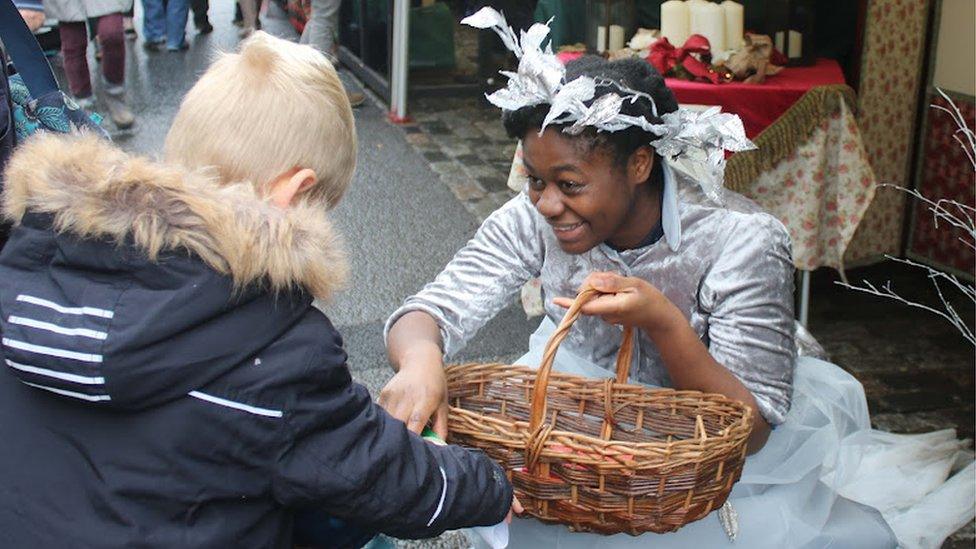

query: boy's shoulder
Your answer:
[255,306,346,381]
[196,307,351,413]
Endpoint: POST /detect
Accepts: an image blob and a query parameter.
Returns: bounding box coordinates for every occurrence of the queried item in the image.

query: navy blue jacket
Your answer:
[0,134,512,547]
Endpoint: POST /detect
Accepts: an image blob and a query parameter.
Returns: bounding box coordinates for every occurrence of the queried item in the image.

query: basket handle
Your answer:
[528,287,635,433]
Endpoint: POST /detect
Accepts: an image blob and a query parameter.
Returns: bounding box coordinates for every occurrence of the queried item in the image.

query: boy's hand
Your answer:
[552,272,681,335]
[378,344,450,438]
[507,495,524,524]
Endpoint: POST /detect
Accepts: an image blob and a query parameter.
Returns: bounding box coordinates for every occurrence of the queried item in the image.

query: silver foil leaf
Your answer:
[467,8,566,112]
[461,7,521,57]
[521,21,552,53]
[567,93,625,134]
[518,47,564,98]
[719,500,739,542]
[466,8,757,204]
[651,108,757,202]
[595,77,661,118]
[542,76,596,131]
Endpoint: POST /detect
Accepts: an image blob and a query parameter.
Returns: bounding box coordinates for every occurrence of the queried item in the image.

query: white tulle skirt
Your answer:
[483,319,975,549]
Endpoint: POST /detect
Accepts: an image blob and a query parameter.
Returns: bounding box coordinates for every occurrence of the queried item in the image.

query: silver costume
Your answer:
[381,9,958,547]
[385,181,797,425]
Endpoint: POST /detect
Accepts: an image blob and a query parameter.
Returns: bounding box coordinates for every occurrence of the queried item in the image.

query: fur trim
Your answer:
[3,133,347,300]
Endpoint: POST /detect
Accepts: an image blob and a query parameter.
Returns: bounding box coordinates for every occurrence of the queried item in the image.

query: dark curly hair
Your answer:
[502,56,678,175]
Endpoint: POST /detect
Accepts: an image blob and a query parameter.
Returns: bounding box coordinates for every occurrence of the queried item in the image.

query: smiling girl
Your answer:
[384,54,791,453]
[378,9,970,547]
[380,53,898,547]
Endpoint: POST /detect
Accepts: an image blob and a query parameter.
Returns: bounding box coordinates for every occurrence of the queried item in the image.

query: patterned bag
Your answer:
[6,71,104,141]
[0,0,107,247]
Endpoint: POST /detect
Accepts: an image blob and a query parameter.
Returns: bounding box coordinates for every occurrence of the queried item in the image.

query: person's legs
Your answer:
[141,0,166,45]
[96,14,125,87]
[190,0,212,32]
[238,0,259,36]
[164,0,190,50]
[299,0,340,58]
[58,21,93,99]
[299,0,364,107]
[95,14,135,128]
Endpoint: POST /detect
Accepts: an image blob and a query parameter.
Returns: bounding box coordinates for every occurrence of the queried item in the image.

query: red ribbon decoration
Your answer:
[648,34,723,84]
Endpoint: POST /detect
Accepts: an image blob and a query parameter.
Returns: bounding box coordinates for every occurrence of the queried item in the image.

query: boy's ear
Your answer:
[270,168,318,208]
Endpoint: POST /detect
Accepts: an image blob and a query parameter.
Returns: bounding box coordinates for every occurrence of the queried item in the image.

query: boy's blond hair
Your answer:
[164,32,356,208]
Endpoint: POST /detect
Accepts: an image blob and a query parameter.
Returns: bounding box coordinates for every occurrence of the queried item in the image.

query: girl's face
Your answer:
[522,127,655,255]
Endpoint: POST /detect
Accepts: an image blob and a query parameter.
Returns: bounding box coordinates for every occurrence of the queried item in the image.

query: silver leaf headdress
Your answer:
[462,7,755,206]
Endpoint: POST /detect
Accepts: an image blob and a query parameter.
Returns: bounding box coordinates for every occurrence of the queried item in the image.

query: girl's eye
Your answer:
[559,180,584,193]
[527,176,545,191]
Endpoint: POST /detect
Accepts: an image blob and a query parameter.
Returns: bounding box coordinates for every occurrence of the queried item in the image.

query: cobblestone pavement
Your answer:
[395,96,975,547]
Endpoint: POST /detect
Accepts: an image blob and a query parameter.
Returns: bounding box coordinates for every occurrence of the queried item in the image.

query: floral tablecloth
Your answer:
[507,85,877,273]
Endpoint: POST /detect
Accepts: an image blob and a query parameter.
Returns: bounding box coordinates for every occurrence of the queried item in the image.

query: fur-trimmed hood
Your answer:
[3,133,346,299]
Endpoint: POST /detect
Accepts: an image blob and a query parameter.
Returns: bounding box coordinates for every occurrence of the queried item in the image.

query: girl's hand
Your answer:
[552,272,681,334]
[378,344,450,438]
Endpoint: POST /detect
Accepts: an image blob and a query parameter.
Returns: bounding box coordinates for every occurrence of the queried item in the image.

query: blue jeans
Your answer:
[142,0,189,49]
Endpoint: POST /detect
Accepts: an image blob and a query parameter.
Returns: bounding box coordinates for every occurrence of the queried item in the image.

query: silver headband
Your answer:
[462,7,755,203]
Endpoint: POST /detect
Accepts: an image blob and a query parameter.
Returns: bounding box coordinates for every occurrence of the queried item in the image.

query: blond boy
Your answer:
[0,32,514,547]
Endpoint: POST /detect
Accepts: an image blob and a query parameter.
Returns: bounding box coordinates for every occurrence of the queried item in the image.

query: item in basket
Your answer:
[420,427,446,445]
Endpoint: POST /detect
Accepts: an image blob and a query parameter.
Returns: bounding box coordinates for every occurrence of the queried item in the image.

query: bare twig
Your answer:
[837,91,975,346]
[835,277,975,346]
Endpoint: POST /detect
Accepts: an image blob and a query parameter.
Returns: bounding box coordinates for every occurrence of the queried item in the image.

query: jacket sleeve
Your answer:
[699,212,797,425]
[271,321,513,539]
[383,194,545,358]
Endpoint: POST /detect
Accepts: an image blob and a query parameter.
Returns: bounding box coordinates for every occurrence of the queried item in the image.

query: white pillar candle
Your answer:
[721,0,744,50]
[596,25,607,52]
[609,24,626,51]
[774,31,785,53]
[687,0,708,34]
[660,0,690,45]
[788,30,803,58]
[692,2,725,52]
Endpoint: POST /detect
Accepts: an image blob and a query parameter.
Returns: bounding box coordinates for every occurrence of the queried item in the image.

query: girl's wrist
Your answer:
[640,301,686,340]
[394,341,443,372]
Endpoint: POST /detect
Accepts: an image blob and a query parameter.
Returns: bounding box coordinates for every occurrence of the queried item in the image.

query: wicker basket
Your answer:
[445,288,753,535]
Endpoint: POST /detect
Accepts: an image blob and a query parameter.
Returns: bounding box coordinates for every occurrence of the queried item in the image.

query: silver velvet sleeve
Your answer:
[384,195,544,358]
[699,212,798,425]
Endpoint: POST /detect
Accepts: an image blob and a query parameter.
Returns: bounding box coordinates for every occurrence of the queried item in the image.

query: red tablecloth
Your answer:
[666,59,847,138]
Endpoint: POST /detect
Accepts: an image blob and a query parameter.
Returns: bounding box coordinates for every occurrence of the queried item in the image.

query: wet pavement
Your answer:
[62,2,973,546]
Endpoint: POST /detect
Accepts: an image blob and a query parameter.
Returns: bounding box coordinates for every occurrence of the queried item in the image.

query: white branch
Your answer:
[884,255,976,301]
[835,278,975,346]
[837,92,975,347]
[934,88,976,169]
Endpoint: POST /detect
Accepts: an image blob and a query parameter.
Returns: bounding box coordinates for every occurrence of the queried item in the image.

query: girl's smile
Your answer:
[522,127,661,255]
[549,220,589,244]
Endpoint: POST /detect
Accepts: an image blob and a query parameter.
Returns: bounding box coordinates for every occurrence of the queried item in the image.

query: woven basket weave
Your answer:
[445,288,753,535]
